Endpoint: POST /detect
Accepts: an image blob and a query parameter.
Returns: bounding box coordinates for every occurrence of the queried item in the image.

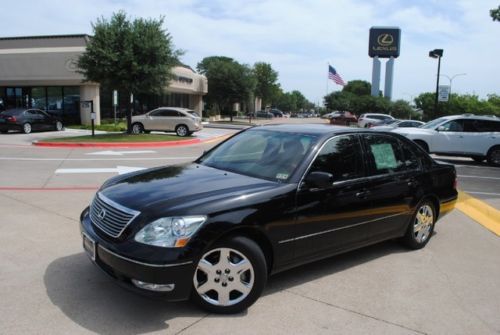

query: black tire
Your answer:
[55,121,63,131]
[487,146,500,167]
[22,123,32,134]
[191,236,267,314]
[401,199,436,250]
[131,123,144,134]
[414,140,429,153]
[176,124,189,137]
[471,156,485,163]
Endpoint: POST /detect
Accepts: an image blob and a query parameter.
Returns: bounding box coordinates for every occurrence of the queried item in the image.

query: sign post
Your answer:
[81,100,95,137]
[113,90,118,125]
[438,85,450,102]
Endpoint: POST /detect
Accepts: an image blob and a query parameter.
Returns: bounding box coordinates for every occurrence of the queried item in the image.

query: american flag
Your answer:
[328,65,346,86]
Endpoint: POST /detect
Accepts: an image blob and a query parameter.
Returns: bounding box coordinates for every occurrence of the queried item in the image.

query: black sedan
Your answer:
[80,124,457,314]
[0,108,64,134]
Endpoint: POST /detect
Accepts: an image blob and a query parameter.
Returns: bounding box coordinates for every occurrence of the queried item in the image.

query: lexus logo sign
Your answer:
[369,27,401,58]
[98,209,107,220]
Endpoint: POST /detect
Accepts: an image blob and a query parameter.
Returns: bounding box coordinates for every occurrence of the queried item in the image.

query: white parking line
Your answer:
[458,175,500,180]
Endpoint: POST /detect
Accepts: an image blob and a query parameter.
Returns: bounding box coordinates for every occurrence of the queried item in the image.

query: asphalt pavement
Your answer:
[0,120,499,334]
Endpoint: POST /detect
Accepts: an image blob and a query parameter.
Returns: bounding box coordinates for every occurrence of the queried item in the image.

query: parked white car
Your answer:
[358,113,394,128]
[371,119,425,131]
[131,107,202,137]
[391,115,500,166]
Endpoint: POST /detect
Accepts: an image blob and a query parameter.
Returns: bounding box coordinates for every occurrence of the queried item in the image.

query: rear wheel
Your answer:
[131,123,144,134]
[23,123,32,134]
[191,236,267,314]
[176,124,189,137]
[487,146,500,167]
[402,200,436,249]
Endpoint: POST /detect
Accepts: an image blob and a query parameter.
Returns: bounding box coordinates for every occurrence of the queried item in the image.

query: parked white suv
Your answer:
[358,113,394,128]
[392,115,500,166]
[131,107,202,137]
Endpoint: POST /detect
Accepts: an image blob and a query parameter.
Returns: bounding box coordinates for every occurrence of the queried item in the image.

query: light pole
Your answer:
[429,49,443,115]
[402,92,415,119]
[439,73,466,99]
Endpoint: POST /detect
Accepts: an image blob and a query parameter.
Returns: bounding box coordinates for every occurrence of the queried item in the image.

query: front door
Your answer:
[291,134,374,263]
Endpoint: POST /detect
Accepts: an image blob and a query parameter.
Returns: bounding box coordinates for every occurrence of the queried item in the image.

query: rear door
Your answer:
[360,133,418,239]
[292,134,374,263]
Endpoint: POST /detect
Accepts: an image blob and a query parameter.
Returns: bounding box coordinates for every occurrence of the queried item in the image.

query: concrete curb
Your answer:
[33,138,202,148]
[456,191,500,236]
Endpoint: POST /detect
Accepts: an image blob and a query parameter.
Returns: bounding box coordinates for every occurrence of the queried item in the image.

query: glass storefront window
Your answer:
[47,87,63,117]
[31,87,47,110]
[63,86,80,124]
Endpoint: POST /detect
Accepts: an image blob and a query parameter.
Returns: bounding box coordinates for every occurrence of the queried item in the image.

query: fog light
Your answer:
[131,279,175,292]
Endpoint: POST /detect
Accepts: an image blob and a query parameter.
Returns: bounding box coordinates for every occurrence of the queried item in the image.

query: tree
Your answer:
[491,5,500,21]
[342,80,371,96]
[197,56,256,121]
[78,11,181,132]
[253,62,280,107]
[390,100,414,119]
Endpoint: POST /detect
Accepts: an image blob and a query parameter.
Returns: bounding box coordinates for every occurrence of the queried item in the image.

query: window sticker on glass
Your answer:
[276,173,289,180]
[371,143,397,170]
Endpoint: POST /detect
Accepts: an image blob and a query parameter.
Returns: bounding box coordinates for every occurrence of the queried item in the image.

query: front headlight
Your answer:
[134,216,207,248]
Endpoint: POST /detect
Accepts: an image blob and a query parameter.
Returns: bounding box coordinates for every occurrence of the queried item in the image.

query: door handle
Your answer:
[356,190,370,199]
[407,178,419,187]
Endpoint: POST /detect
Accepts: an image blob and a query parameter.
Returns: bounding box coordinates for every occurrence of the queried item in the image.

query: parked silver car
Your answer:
[357,113,394,128]
[131,107,202,136]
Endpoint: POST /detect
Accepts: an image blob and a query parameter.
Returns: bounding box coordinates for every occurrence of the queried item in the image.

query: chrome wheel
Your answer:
[414,204,434,243]
[132,123,143,134]
[176,125,188,137]
[23,123,32,134]
[194,247,254,307]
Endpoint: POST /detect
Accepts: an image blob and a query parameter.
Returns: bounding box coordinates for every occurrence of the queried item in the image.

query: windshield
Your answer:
[421,117,449,129]
[197,129,319,182]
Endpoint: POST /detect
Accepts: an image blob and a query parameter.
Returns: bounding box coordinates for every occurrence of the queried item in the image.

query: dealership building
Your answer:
[0,35,208,125]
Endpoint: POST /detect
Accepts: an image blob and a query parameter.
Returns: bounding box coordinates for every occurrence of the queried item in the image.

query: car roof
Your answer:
[255,123,371,136]
[154,107,194,112]
[441,114,500,122]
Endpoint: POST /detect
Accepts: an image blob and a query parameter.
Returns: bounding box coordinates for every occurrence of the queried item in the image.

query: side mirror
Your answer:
[304,171,333,189]
[436,126,445,132]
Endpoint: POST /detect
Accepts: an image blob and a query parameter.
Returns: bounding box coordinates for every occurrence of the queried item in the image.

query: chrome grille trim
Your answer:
[90,192,140,238]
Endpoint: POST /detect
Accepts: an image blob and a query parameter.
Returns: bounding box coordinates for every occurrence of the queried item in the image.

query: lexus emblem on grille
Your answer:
[98,209,107,220]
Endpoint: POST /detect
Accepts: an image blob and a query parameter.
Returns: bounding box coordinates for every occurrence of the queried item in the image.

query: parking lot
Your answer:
[1,122,499,335]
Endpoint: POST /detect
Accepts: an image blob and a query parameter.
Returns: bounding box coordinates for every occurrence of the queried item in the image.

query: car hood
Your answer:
[99,164,282,213]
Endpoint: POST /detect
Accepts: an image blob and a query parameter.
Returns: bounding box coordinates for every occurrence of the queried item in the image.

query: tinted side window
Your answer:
[363,134,409,175]
[310,135,364,182]
[440,120,464,132]
[472,120,500,132]
[399,140,420,170]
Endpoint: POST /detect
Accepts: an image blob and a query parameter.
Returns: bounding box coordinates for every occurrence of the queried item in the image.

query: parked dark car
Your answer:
[270,109,284,117]
[0,108,63,134]
[80,124,457,314]
[255,110,273,119]
[329,111,358,126]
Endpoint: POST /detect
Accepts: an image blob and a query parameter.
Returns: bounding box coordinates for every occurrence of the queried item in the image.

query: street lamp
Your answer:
[429,49,443,115]
[439,73,466,99]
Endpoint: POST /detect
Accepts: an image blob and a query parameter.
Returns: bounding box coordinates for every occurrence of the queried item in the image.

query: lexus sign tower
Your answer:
[369,27,401,100]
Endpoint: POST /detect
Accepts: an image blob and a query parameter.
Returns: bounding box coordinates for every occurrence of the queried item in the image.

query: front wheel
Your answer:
[487,146,500,167]
[176,125,189,137]
[402,200,436,249]
[191,236,267,314]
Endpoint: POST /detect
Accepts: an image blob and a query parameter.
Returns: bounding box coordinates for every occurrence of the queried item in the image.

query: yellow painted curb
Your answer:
[456,191,500,236]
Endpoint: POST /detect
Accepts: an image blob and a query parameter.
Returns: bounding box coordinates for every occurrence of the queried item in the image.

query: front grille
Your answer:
[90,193,140,238]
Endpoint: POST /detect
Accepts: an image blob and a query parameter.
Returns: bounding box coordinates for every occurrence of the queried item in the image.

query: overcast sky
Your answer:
[2,0,499,104]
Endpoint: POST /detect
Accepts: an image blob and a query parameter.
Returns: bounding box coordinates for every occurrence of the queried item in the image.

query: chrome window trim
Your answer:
[278,212,406,244]
[98,245,193,268]
[92,193,141,238]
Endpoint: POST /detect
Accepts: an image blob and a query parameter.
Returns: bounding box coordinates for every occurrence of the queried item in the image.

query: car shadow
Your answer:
[44,239,413,333]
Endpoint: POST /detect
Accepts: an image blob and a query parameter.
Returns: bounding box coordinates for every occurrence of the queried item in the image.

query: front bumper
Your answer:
[80,209,195,301]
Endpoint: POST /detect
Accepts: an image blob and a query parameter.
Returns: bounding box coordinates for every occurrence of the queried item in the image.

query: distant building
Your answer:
[0,35,207,125]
